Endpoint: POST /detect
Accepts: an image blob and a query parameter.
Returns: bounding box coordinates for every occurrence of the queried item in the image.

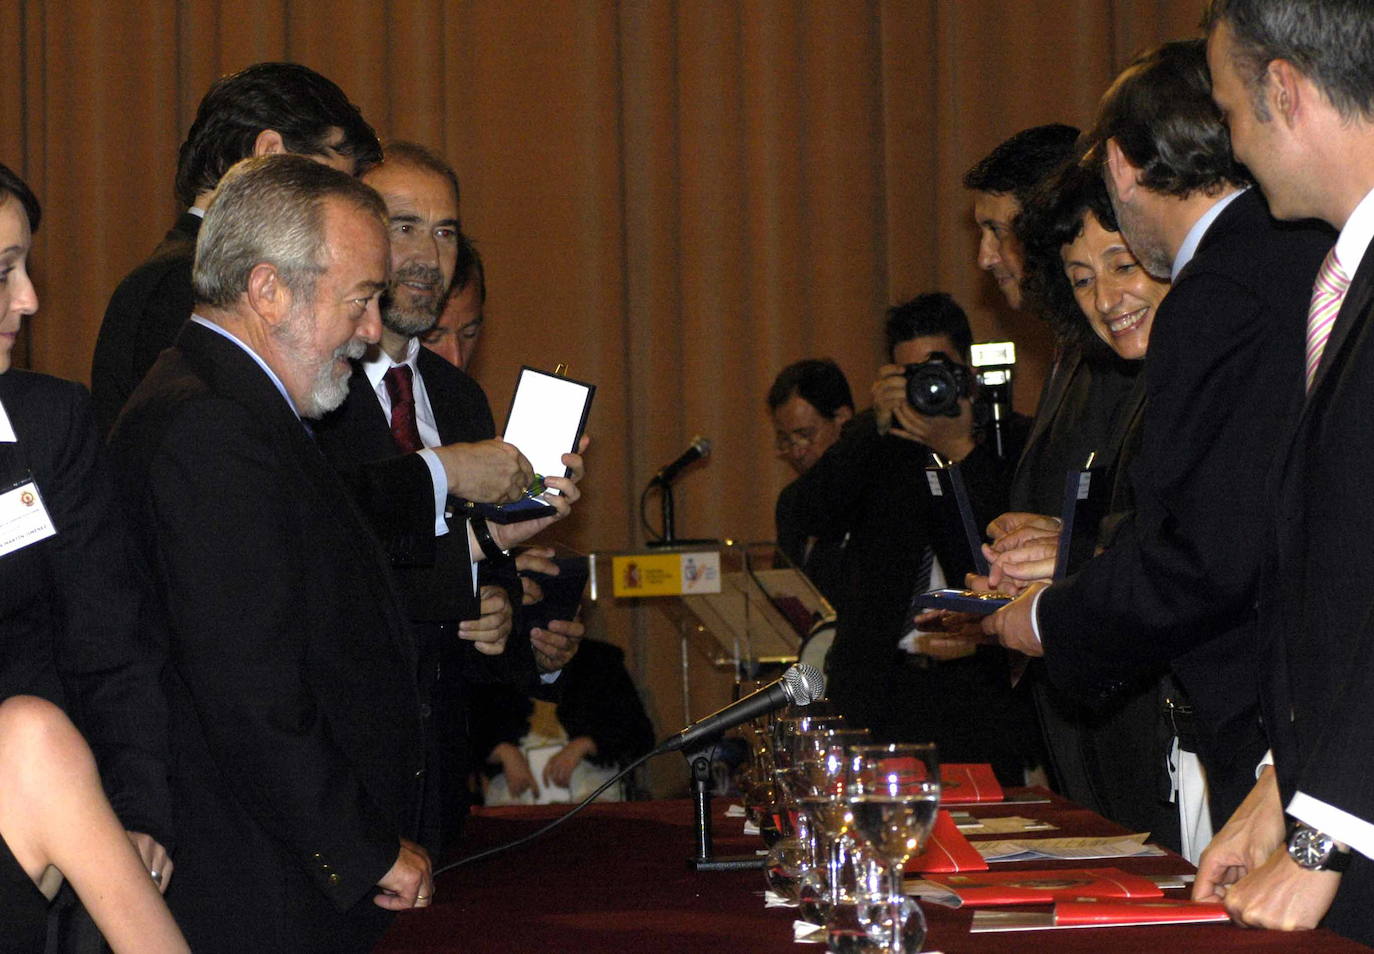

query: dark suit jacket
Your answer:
[315,347,494,624]
[108,322,425,954]
[1012,361,1182,847]
[91,212,201,438]
[1036,189,1333,823]
[1261,227,1374,945]
[471,638,654,773]
[792,408,1032,783]
[1010,344,1140,516]
[313,347,541,854]
[0,371,170,842]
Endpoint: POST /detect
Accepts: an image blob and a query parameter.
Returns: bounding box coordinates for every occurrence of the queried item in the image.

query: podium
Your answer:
[587,540,832,727]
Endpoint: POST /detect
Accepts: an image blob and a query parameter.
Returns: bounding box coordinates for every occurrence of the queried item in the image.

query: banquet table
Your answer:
[376,791,1370,953]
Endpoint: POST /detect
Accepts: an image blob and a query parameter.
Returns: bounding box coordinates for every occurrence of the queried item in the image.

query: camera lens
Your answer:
[904,354,966,417]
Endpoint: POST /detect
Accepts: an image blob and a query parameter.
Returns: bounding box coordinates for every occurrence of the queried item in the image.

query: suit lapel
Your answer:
[1023,348,1081,456]
[415,348,469,445]
[0,378,22,487]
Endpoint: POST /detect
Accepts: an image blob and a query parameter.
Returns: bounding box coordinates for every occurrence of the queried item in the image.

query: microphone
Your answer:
[657,663,825,754]
[652,435,712,486]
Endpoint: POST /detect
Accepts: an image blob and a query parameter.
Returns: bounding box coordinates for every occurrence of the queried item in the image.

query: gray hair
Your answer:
[1205,0,1374,122]
[192,154,386,308]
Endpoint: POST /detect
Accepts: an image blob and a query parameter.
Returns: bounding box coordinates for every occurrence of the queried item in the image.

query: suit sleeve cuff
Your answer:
[416,448,449,537]
[1289,791,1374,859]
[1028,586,1047,653]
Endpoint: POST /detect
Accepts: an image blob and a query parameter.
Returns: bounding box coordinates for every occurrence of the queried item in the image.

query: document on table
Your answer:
[976,833,1166,863]
[950,813,1057,834]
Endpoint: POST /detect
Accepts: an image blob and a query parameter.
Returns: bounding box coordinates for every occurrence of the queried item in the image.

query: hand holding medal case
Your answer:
[464,365,595,523]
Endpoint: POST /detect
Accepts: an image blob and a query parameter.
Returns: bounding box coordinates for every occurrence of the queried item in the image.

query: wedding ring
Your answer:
[150,869,163,884]
[416,894,430,903]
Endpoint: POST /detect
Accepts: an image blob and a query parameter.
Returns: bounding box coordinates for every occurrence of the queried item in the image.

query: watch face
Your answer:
[1290,826,1334,869]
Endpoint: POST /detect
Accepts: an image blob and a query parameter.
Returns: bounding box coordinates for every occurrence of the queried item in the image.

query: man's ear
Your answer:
[1105,138,1141,202]
[252,129,288,157]
[245,262,291,325]
[834,406,854,425]
[1266,58,1305,128]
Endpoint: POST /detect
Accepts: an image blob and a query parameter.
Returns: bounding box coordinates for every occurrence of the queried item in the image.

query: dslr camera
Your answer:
[903,352,974,417]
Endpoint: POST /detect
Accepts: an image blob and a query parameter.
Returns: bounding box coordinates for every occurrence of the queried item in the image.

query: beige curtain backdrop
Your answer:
[2,0,1206,793]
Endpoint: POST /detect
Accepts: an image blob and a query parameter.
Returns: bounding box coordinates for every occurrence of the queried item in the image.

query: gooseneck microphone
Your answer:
[656,663,826,754]
[652,435,712,486]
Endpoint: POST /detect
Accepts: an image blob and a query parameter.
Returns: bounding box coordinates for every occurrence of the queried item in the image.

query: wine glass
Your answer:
[770,713,849,916]
[845,744,939,953]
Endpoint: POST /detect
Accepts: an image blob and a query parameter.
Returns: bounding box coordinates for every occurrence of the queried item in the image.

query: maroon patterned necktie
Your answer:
[382,365,423,453]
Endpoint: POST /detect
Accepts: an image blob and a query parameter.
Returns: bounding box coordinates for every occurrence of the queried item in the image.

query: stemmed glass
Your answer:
[796,728,871,924]
[768,711,848,907]
[845,744,939,954]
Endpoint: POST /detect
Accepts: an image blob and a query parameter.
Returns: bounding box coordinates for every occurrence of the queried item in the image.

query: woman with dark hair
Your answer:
[984,159,1219,861]
[0,162,188,953]
[1018,159,1163,364]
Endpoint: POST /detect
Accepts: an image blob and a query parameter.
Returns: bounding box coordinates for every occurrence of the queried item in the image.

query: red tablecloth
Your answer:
[376,792,1370,953]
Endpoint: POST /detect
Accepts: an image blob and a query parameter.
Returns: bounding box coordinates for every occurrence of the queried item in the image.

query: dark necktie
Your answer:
[383,365,424,454]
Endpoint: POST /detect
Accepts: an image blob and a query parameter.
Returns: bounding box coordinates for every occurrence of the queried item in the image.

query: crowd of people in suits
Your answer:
[0,63,611,954]
[768,0,1374,946]
[8,0,1374,950]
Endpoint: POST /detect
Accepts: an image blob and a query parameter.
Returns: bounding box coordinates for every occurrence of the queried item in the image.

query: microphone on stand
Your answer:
[645,435,715,546]
[436,663,826,874]
[652,435,712,486]
[673,663,826,872]
[657,663,825,754]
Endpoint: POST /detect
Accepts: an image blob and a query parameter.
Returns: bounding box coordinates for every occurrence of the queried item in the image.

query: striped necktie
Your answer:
[1305,248,1352,392]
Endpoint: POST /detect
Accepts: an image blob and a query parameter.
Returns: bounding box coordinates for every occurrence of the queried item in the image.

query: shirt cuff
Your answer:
[1257,750,1274,777]
[1027,586,1047,653]
[416,448,449,537]
[1289,791,1374,859]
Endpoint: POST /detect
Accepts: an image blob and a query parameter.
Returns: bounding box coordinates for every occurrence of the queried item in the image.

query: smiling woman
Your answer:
[1017,158,1169,363]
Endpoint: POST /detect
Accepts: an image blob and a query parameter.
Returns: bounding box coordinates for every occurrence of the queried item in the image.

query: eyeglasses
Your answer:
[774,428,818,453]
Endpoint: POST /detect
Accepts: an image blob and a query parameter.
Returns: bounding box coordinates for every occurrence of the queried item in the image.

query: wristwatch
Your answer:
[469,514,512,565]
[1287,820,1353,872]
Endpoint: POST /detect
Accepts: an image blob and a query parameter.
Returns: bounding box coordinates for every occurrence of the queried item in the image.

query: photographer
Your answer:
[787,294,1031,783]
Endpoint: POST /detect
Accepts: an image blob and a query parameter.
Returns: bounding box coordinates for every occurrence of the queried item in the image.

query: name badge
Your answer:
[0,475,57,558]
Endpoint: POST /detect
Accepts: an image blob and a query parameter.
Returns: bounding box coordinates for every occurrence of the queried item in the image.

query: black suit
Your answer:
[91,212,201,437]
[315,348,492,624]
[793,409,1032,783]
[1006,347,1181,846]
[1036,189,1333,826]
[108,322,425,954]
[314,348,537,854]
[0,370,170,840]
[1261,225,1374,945]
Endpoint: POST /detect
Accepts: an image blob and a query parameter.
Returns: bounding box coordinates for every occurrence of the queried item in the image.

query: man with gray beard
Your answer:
[108,154,434,953]
[314,141,587,854]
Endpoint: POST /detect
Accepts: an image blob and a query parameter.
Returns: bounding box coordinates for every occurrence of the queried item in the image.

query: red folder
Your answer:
[904,810,989,873]
[1054,899,1230,926]
[939,763,1004,804]
[927,867,1164,905]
